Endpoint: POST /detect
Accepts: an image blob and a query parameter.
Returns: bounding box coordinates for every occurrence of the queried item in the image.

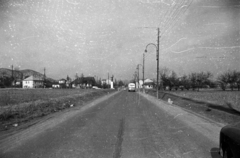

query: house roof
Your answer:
[143,82,154,85]
[72,77,96,84]
[23,76,43,81]
[144,79,153,83]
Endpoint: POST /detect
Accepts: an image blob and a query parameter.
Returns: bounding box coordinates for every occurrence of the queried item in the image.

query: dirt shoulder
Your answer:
[146,90,240,125]
[140,92,224,146]
[0,89,116,138]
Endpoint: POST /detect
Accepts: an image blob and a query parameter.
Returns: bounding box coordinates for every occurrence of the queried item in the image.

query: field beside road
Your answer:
[0,88,115,132]
[169,90,240,112]
[147,89,240,124]
[0,88,97,106]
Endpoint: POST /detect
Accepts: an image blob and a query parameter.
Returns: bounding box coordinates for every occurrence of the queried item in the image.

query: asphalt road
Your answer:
[1,91,223,158]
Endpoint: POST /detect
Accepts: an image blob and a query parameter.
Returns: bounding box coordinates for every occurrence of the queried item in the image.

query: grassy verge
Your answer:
[0,89,115,131]
[169,90,240,112]
[146,90,240,125]
[0,88,96,106]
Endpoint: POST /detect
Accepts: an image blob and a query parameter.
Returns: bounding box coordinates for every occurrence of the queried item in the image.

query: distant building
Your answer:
[72,77,96,88]
[53,76,72,88]
[22,76,43,88]
[15,79,22,86]
[143,78,154,89]
[101,79,114,88]
[52,82,60,88]
[101,79,112,85]
[59,78,67,88]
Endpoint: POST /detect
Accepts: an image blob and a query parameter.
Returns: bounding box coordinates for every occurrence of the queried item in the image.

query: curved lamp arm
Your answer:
[145,43,158,60]
[137,64,143,69]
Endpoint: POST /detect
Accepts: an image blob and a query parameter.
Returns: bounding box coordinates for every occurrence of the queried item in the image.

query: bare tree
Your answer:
[189,73,198,91]
[159,67,171,90]
[168,71,178,91]
[229,70,238,91]
[218,70,238,91]
[179,74,190,90]
[196,71,213,91]
[237,72,240,91]
[217,73,228,91]
[159,67,178,90]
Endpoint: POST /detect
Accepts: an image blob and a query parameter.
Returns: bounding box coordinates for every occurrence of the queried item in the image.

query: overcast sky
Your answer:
[0,0,239,80]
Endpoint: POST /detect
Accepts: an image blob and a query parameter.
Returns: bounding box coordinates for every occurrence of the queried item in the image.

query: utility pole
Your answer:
[137,65,140,90]
[108,73,109,89]
[11,65,14,87]
[156,28,160,99]
[134,71,137,86]
[143,53,145,93]
[138,66,139,90]
[43,67,46,88]
[144,27,160,99]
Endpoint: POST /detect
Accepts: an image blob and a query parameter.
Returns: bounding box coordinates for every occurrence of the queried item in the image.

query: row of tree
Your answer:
[158,68,240,91]
[0,76,13,88]
[217,70,240,91]
[74,73,126,89]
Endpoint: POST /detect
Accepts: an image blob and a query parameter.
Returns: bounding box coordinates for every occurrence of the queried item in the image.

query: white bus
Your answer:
[128,83,136,92]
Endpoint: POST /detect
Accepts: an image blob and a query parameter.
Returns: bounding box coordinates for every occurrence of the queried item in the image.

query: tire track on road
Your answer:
[113,118,125,158]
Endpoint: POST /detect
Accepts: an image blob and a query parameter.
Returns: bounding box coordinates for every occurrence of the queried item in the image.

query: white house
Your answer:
[22,76,43,88]
[136,79,154,89]
[101,79,111,85]
[52,83,60,88]
[143,78,154,89]
[101,79,114,89]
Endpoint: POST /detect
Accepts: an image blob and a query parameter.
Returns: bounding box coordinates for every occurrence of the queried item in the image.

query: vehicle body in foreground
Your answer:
[219,121,240,158]
[128,83,136,92]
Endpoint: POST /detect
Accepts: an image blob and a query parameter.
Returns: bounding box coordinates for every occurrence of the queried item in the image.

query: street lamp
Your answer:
[145,42,159,99]
[136,64,142,91]
[142,50,148,93]
[133,71,137,85]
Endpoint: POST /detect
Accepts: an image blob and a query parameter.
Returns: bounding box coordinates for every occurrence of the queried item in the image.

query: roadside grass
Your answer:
[146,89,240,124]
[169,90,240,112]
[0,89,115,131]
[0,88,96,106]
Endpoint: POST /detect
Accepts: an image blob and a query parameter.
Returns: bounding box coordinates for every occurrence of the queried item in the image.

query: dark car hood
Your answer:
[221,122,240,143]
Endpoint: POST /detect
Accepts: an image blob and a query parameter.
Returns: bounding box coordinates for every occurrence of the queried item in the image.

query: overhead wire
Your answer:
[161,0,193,39]
[159,0,194,54]
[158,1,178,28]
[161,0,189,37]
[160,0,186,33]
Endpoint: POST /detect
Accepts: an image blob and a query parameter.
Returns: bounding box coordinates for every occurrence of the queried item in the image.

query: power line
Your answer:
[161,0,193,38]
[161,0,188,35]
[160,0,186,31]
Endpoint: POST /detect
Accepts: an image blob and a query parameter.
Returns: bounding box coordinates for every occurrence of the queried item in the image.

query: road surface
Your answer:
[0,91,223,158]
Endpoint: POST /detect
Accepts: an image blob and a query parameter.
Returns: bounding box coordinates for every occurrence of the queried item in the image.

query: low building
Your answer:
[59,78,66,88]
[101,79,112,85]
[72,77,96,88]
[101,79,113,88]
[15,79,22,86]
[52,81,60,88]
[143,78,154,89]
[22,76,43,88]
